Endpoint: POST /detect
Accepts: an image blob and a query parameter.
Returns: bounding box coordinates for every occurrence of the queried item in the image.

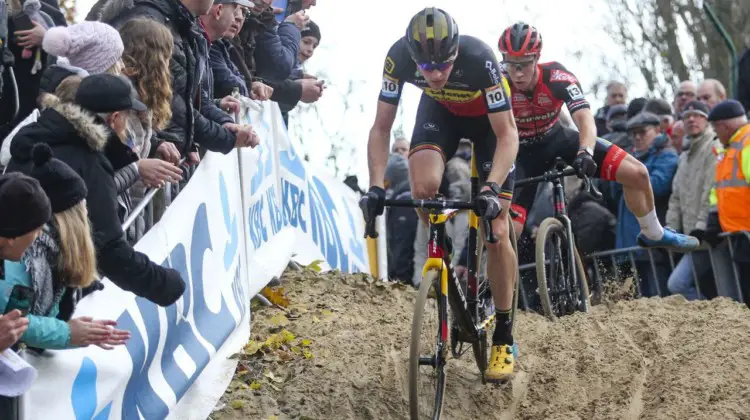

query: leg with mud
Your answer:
[484,202,518,383]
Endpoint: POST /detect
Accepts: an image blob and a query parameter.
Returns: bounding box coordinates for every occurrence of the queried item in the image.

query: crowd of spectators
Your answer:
[0,0,323,413]
[381,76,750,313]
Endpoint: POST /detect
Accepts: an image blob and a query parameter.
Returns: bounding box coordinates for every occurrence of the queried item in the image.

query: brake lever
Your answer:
[584,176,603,200]
[482,217,498,244]
[363,215,379,239]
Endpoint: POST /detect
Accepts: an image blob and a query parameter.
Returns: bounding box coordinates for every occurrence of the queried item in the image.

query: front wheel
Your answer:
[409,270,448,420]
[534,217,589,319]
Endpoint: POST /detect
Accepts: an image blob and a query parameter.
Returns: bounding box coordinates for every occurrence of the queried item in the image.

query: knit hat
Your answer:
[42,22,124,74]
[0,172,51,238]
[681,100,710,119]
[301,20,320,42]
[28,143,88,213]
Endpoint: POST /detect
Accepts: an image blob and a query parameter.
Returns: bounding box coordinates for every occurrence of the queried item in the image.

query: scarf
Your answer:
[21,223,66,317]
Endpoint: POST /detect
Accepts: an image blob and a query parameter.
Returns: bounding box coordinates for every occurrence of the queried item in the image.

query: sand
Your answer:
[211,268,750,420]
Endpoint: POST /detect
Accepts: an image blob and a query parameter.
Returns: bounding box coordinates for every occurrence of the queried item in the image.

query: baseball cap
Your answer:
[214,0,254,7]
[75,74,147,114]
[681,100,709,119]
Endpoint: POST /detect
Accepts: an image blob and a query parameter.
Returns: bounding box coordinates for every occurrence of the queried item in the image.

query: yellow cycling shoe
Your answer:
[485,344,515,383]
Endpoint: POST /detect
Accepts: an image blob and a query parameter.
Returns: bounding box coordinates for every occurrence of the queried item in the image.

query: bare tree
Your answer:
[601,0,750,97]
[288,69,368,177]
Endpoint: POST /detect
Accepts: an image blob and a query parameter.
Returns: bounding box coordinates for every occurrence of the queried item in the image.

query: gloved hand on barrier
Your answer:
[703,212,723,247]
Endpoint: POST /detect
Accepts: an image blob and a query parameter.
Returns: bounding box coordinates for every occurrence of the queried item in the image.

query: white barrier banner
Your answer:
[23,151,251,420]
[23,101,370,420]
[239,102,369,276]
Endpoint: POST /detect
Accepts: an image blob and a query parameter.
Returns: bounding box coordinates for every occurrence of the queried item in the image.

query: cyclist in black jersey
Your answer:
[498,22,699,253]
[359,8,519,382]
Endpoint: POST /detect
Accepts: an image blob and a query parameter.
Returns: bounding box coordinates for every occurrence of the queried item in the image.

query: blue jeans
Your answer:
[667,247,739,301]
[667,251,710,300]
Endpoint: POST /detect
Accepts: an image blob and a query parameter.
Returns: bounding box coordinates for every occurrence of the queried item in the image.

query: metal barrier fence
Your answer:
[517,231,749,310]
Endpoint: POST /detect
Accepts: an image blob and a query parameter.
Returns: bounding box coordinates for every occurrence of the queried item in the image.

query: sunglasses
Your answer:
[417,61,454,72]
[502,59,536,73]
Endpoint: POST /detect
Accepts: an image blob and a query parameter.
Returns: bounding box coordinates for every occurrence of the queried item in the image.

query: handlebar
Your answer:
[363,159,602,242]
[514,158,602,200]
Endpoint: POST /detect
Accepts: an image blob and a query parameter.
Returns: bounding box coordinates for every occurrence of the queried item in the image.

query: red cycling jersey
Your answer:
[503,61,590,140]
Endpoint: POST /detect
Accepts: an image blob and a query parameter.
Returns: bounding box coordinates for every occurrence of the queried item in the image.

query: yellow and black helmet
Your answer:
[405,7,459,65]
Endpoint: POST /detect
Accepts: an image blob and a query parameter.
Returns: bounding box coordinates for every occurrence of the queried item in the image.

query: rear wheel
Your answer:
[409,270,448,420]
[535,217,589,319]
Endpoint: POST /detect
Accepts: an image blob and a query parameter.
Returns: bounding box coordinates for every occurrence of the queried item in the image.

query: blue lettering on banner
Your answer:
[308,176,348,271]
[343,199,366,272]
[267,188,283,235]
[281,179,306,231]
[71,172,244,419]
[248,195,267,249]
[278,140,306,180]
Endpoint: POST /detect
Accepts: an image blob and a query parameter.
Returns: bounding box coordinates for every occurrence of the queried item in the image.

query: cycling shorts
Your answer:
[409,93,515,200]
[513,122,627,217]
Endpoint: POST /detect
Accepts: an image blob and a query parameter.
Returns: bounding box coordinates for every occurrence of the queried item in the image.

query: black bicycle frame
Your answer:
[515,157,601,305]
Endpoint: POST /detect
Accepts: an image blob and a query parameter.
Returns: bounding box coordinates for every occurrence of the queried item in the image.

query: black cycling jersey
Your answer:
[378,35,511,117]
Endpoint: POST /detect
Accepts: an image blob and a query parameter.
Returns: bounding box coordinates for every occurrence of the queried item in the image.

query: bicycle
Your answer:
[514,157,600,319]
[363,152,520,420]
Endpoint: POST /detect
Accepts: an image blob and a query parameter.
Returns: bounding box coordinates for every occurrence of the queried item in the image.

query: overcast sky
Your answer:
[75,0,645,186]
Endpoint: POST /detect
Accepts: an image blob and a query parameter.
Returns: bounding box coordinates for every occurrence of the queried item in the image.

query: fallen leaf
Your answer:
[290,346,302,355]
[250,381,262,390]
[306,259,324,272]
[320,309,334,317]
[269,415,279,419]
[280,329,296,343]
[312,316,320,323]
[303,348,314,359]
[230,400,244,409]
[244,340,262,355]
[300,339,312,347]
[277,349,294,362]
[269,313,290,326]
[261,286,290,308]
[264,371,284,383]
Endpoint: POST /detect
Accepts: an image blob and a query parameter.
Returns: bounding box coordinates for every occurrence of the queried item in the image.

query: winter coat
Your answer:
[0,224,71,349]
[210,39,249,98]
[665,127,719,233]
[5,100,185,306]
[89,0,236,155]
[613,135,679,250]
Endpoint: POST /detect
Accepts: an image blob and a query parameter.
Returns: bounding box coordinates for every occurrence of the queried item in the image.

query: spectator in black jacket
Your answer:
[87,0,259,155]
[6,74,186,307]
[204,0,273,101]
[594,81,627,136]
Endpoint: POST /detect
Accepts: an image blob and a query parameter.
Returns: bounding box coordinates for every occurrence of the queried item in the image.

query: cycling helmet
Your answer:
[405,8,459,64]
[498,22,542,57]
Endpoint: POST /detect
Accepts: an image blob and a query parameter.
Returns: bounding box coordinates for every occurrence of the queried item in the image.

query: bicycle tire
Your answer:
[409,270,447,420]
[534,217,589,319]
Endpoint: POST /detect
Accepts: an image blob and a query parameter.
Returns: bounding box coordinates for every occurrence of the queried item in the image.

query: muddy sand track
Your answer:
[212,269,750,420]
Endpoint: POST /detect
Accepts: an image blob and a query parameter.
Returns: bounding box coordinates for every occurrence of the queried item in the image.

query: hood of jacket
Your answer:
[685,126,717,155]
[96,0,184,26]
[10,100,110,164]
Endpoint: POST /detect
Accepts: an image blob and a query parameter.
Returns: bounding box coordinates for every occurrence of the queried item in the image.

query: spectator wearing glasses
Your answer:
[665,101,723,300]
[613,112,679,296]
[673,80,697,118]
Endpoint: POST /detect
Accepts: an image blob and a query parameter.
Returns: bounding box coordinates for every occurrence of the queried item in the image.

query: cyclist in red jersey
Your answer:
[360,8,520,382]
[498,22,699,252]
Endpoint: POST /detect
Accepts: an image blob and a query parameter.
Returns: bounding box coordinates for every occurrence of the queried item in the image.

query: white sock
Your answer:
[637,209,664,240]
